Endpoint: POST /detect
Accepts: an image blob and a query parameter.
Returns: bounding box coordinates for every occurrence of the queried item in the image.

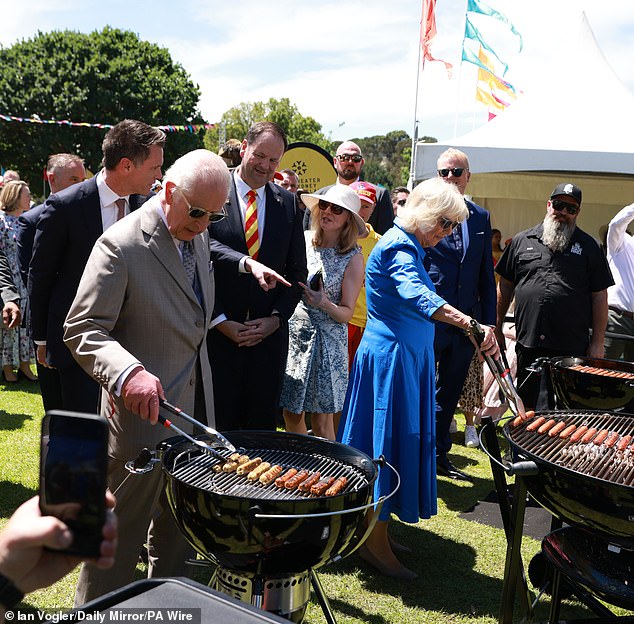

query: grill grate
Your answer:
[507,412,634,487]
[167,445,369,500]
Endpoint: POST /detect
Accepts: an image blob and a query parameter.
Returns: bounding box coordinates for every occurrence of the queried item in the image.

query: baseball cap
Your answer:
[550,183,582,206]
[349,181,377,206]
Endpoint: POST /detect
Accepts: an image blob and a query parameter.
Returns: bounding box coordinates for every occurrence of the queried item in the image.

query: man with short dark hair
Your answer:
[496,183,613,409]
[391,185,410,216]
[29,119,165,414]
[304,141,394,234]
[17,153,86,412]
[277,168,300,194]
[208,121,307,431]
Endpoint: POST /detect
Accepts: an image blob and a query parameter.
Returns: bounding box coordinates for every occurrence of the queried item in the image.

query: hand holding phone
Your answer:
[39,410,109,558]
[308,269,323,291]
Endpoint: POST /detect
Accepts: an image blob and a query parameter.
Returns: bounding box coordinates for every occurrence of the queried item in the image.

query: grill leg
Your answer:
[310,569,337,624]
[499,476,533,624]
[481,418,533,623]
[548,568,562,624]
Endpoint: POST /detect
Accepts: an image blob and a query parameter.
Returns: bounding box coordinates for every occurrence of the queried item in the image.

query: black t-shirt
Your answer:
[496,223,613,351]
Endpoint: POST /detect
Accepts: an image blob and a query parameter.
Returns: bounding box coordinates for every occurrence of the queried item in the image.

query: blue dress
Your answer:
[338,221,446,523]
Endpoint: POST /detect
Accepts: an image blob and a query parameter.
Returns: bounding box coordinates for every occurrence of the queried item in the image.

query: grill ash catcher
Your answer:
[125,423,399,623]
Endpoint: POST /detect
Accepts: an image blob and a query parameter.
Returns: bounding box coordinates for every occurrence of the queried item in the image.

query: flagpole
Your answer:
[408,1,426,190]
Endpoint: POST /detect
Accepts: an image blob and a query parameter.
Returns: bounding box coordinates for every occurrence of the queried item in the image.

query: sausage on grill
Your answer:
[259,465,283,485]
[593,430,610,446]
[537,419,556,435]
[310,477,336,497]
[581,428,598,444]
[547,421,567,437]
[298,472,321,493]
[247,462,271,481]
[275,468,298,488]
[526,416,546,432]
[570,425,589,443]
[617,435,633,452]
[604,432,620,448]
[237,457,262,476]
[325,476,348,496]
[284,470,309,491]
[559,424,577,439]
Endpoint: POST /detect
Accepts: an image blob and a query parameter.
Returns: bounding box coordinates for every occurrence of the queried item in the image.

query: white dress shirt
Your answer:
[607,202,634,312]
[96,170,130,230]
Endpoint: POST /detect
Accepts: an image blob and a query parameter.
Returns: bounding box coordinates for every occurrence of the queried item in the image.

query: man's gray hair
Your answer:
[164,149,231,196]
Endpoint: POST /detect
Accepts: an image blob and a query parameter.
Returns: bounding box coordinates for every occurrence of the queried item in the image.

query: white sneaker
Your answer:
[449,417,458,434]
[465,425,479,448]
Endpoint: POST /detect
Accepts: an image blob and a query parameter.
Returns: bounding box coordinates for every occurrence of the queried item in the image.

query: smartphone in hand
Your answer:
[308,269,323,291]
[39,410,109,557]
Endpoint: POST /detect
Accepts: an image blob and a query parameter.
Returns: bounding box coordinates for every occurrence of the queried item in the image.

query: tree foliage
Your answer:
[352,130,413,187]
[0,27,204,190]
[204,98,331,153]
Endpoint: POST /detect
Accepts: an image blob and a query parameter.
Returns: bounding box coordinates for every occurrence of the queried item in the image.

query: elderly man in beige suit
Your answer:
[64,149,231,605]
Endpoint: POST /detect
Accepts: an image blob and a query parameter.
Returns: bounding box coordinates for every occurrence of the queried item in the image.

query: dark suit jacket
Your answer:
[209,180,307,323]
[29,176,147,368]
[17,202,45,290]
[426,198,496,325]
[303,182,394,235]
[207,178,307,430]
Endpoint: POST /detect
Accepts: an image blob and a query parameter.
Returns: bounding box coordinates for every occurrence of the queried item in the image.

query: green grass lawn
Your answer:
[0,377,629,623]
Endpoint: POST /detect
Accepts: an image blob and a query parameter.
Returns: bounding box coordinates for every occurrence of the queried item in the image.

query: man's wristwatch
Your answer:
[0,573,24,609]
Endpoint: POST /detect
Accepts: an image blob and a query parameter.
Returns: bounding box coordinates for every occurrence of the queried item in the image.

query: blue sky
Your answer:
[2,0,634,142]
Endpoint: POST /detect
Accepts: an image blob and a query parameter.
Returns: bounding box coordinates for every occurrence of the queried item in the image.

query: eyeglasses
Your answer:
[438,216,460,231]
[174,187,226,223]
[396,198,407,207]
[318,199,344,215]
[438,168,465,178]
[550,199,579,215]
[336,154,363,163]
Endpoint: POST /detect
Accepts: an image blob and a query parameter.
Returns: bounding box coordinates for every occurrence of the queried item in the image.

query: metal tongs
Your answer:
[157,398,236,456]
[470,319,527,421]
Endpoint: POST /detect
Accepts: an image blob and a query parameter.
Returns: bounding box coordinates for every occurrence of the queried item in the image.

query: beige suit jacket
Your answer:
[64,196,215,460]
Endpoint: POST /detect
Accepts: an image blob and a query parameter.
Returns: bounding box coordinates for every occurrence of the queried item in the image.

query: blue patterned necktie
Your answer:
[452,223,463,259]
[181,241,196,285]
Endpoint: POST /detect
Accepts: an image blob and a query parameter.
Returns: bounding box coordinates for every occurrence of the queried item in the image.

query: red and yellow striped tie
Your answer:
[244,190,260,259]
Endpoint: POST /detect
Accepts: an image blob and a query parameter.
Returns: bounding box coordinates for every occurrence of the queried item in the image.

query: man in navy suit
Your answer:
[427,148,496,481]
[17,153,86,412]
[208,121,307,431]
[29,120,165,414]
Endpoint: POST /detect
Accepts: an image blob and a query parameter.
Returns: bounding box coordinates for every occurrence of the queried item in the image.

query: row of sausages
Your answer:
[213,452,348,497]
[569,364,634,380]
[513,413,632,451]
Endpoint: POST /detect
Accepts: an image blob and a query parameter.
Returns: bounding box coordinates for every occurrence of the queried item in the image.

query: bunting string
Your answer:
[0,113,215,133]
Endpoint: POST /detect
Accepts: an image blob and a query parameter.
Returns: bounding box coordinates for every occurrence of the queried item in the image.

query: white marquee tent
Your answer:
[414,13,634,241]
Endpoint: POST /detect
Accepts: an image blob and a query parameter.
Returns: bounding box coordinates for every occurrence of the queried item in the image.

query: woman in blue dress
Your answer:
[338,177,499,580]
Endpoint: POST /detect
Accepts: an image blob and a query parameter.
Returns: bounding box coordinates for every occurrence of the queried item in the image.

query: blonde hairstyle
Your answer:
[310,203,358,253]
[0,180,29,213]
[398,177,468,233]
[437,147,470,170]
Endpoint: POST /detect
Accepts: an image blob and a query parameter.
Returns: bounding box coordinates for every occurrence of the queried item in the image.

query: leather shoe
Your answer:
[358,545,418,580]
[436,456,473,482]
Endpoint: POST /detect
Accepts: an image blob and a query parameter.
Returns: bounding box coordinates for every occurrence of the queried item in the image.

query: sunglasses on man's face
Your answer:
[438,216,460,231]
[438,168,465,178]
[336,154,363,163]
[550,199,580,215]
[175,186,226,222]
[318,200,344,215]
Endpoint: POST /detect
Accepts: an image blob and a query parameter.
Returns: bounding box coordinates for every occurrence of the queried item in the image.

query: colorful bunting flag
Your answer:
[420,0,453,77]
[0,113,215,133]
[467,0,523,51]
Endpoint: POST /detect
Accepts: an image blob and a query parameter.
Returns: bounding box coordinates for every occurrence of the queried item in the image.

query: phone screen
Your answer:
[39,411,109,557]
